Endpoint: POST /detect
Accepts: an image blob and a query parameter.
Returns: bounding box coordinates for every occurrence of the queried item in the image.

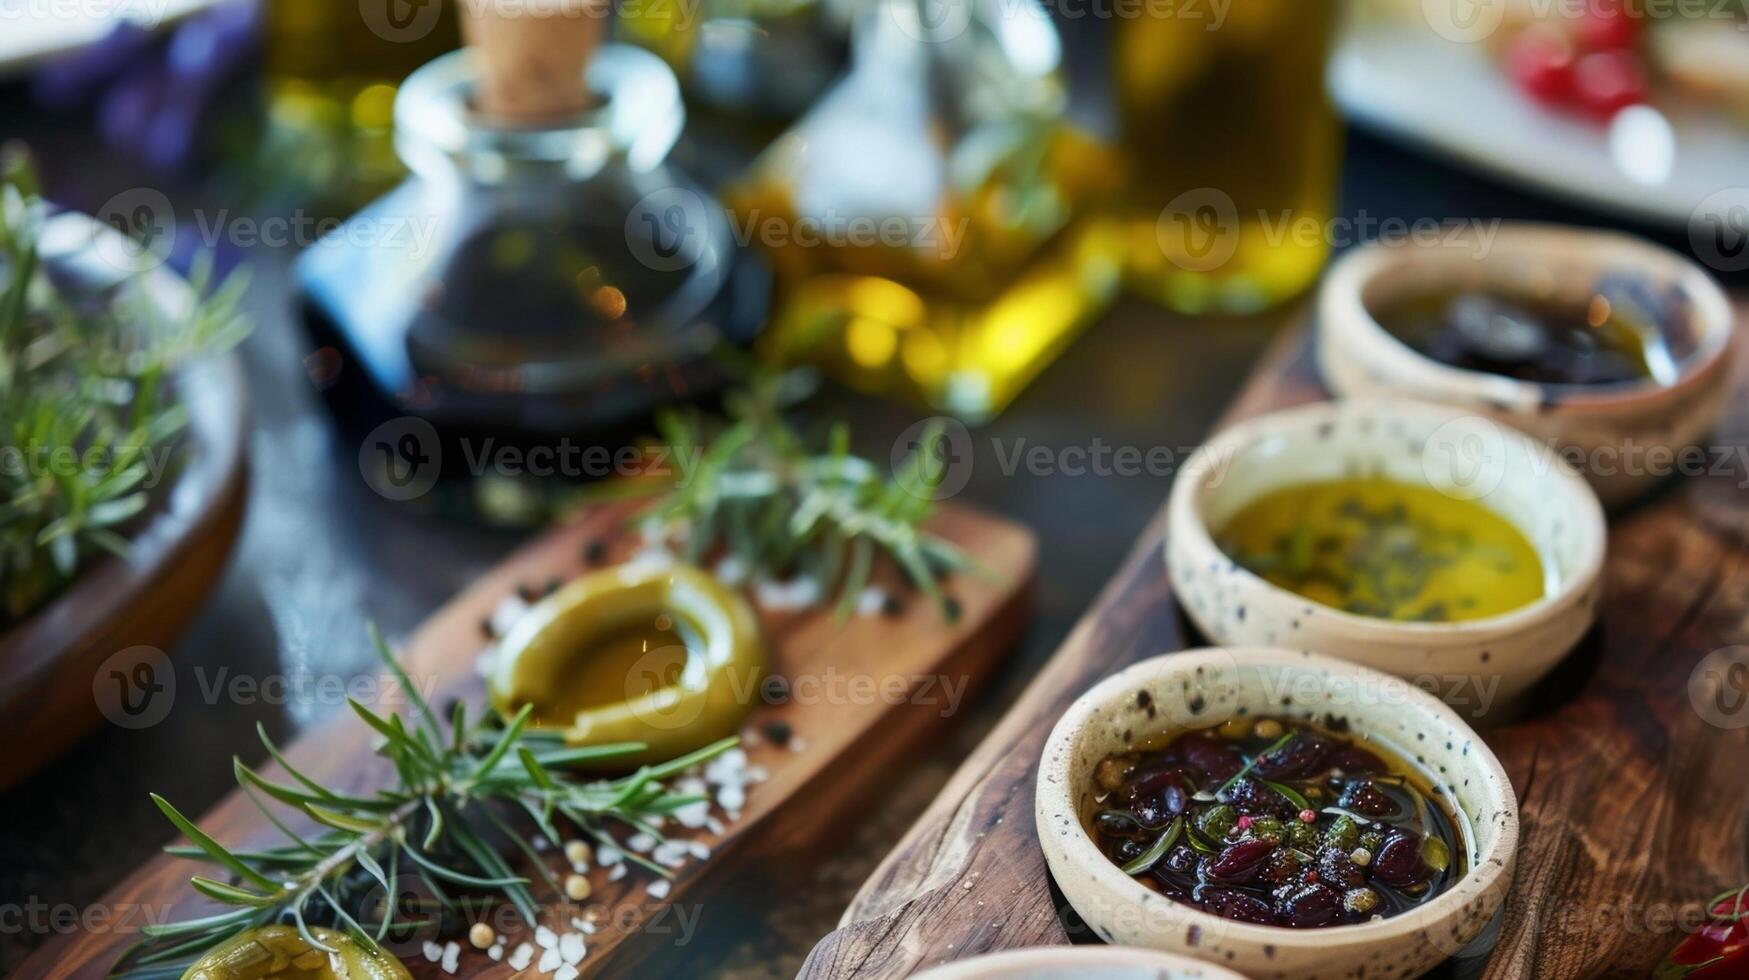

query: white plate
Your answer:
[0,0,219,74]
[1331,17,1749,229]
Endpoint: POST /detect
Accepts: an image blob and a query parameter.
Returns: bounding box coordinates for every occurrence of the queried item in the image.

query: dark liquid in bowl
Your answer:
[1373,278,1690,387]
[1086,717,1467,928]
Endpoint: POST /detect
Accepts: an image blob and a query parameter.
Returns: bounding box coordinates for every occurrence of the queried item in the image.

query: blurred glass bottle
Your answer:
[263,0,460,211]
[617,0,851,124]
[726,0,1122,420]
[1114,0,1342,314]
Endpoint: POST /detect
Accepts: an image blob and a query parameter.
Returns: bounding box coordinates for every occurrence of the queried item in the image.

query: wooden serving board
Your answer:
[24,499,1035,978]
[800,317,1749,980]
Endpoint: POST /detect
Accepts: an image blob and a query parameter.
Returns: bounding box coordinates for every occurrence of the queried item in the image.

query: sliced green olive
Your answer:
[490,561,766,768]
[183,926,409,980]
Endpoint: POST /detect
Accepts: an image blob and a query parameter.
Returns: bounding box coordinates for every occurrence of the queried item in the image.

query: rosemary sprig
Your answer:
[112,628,736,978]
[0,145,251,626]
[603,372,975,620]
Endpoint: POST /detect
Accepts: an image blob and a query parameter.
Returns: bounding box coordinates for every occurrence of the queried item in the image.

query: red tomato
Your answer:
[1572,49,1647,119]
[1574,0,1643,51]
[1506,29,1578,109]
[1656,890,1749,979]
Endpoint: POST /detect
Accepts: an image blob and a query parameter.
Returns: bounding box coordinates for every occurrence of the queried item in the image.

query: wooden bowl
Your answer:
[1317,223,1737,508]
[1165,398,1605,714]
[911,946,1249,980]
[0,216,249,789]
[1035,647,1519,980]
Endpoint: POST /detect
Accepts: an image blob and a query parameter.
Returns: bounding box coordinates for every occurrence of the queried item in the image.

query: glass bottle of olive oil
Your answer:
[1113,0,1343,314]
[725,0,1123,420]
[262,0,461,211]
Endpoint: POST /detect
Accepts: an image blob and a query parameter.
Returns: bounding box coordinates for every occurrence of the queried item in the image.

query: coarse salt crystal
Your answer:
[539,946,563,972]
[508,943,534,970]
[856,587,886,616]
[560,933,586,963]
[648,879,672,900]
[673,799,711,828]
[687,840,712,860]
[441,942,460,974]
[717,784,745,812]
[706,817,726,835]
[488,944,504,962]
[626,832,657,853]
[489,595,530,637]
[555,966,580,980]
[597,844,624,865]
[609,863,627,881]
[535,926,559,949]
[422,941,443,962]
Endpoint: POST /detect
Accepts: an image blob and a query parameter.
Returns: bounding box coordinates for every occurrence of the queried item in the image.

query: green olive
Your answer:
[183,926,409,980]
[490,561,766,768]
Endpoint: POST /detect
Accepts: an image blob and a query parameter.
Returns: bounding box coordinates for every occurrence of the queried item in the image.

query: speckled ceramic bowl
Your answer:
[1165,398,1605,713]
[1318,224,1737,507]
[1036,648,1518,980]
[911,946,1250,980]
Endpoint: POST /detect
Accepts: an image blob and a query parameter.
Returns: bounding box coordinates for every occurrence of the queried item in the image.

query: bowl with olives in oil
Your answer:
[1166,398,1605,712]
[1317,223,1736,506]
[1036,647,1518,980]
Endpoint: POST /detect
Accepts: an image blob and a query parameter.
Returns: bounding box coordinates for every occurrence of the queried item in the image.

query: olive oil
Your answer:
[530,617,699,724]
[263,0,461,210]
[1217,478,1545,622]
[727,0,1123,420]
[1113,0,1342,314]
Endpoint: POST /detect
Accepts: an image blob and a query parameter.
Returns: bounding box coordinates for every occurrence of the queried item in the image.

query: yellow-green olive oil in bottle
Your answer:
[1113,0,1343,314]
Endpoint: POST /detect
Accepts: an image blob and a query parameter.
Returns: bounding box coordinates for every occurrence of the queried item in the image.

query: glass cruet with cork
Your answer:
[295,0,767,496]
[722,0,1123,421]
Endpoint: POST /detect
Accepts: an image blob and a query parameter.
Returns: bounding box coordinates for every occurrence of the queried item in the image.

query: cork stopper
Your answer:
[460,0,608,124]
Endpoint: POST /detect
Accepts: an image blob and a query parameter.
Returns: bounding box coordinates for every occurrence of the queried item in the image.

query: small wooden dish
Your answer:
[0,212,250,790]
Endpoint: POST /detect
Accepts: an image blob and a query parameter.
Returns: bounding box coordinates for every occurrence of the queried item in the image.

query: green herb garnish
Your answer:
[603,372,976,621]
[1121,816,1184,876]
[0,146,249,626]
[111,626,736,978]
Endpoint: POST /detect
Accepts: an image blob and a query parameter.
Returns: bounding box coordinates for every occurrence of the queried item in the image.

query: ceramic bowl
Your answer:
[1317,223,1737,507]
[1036,647,1519,980]
[911,946,1249,980]
[1165,398,1605,712]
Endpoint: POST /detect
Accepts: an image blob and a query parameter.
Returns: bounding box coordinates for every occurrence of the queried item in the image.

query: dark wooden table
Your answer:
[0,64,1729,976]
